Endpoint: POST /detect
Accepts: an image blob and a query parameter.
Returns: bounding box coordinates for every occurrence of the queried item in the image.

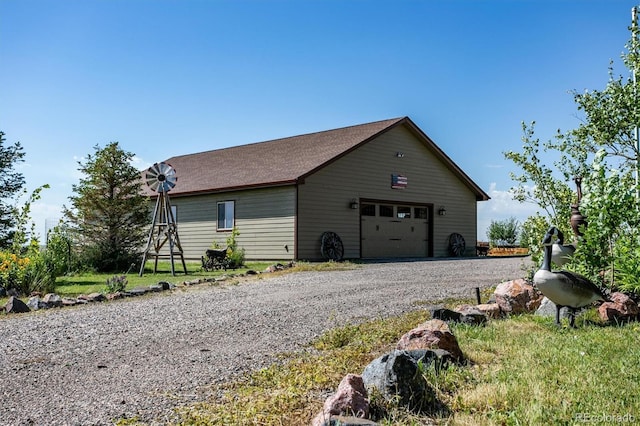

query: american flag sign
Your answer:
[391,174,408,189]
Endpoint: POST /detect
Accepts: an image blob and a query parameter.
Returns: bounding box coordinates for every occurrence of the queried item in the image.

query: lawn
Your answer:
[170,309,640,425]
[0,260,277,308]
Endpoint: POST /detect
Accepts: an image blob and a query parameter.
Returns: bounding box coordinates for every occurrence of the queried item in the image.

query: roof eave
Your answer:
[149,179,299,198]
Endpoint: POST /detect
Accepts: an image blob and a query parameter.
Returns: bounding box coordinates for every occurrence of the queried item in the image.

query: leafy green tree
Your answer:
[504,124,574,264]
[505,13,640,292]
[0,131,26,248]
[64,142,149,272]
[44,223,75,276]
[487,217,519,247]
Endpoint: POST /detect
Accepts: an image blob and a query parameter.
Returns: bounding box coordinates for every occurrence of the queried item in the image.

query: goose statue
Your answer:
[534,227,606,327]
[549,227,576,267]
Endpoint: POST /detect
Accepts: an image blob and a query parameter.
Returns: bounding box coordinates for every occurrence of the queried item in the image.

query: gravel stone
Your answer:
[0,257,530,425]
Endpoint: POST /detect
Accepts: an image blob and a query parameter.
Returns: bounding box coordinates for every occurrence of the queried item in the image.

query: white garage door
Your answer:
[360,203,429,258]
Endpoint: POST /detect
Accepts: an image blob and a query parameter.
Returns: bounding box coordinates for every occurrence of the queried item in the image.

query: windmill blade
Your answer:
[145,162,177,193]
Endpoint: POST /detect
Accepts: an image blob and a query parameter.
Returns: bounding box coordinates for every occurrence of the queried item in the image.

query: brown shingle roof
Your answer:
[142,116,489,201]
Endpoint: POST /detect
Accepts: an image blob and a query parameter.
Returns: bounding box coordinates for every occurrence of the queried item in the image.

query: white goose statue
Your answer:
[534,227,606,327]
[549,226,576,267]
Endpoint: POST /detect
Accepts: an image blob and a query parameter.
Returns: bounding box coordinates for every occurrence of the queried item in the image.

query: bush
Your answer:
[105,275,128,293]
[487,217,519,247]
[44,224,75,276]
[22,256,56,295]
[0,251,56,296]
[226,248,246,269]
[77,243,141,273]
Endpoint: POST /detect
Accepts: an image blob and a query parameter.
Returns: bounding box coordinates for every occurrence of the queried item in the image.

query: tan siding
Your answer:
[152,186,295,261]
[297,126,479,259]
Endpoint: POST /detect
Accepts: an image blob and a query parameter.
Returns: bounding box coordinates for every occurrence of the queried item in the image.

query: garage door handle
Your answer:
[389,238,401,241]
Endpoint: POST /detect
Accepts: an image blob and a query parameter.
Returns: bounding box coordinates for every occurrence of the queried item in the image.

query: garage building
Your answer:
[143,116,489,261]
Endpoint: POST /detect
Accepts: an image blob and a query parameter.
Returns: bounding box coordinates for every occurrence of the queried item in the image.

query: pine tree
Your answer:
[0,131,26,249]
[64,142,149,272]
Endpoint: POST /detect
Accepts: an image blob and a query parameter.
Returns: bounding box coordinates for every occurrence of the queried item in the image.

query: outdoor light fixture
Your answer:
[438,206,447,216]
[396,151,405,158]
[350,199,359,209]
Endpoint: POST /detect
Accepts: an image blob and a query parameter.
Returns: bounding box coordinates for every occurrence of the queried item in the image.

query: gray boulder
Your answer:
[535,297,570,319]
[318,416,379,426]
[362,350,436,411]
[27,296,41,311]
[43,293,63,308]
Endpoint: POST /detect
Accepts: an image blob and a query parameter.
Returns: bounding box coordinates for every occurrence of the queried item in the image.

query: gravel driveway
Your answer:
[0,257,531,425]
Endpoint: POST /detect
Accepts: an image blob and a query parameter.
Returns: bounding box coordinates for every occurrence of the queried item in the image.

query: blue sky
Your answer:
[1,0,637,241]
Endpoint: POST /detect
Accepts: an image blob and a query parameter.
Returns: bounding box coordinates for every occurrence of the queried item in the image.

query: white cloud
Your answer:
[477,182,541,241]
[130,155,152,171]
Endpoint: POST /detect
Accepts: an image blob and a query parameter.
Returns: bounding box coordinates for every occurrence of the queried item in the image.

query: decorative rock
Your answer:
[128,287,149,296]
[535,297,570,319]
[62,298,78,307]
[43,293,63,307]
[318,416,379,426]
[27,296,41,310]
[494,278,543,314]
[311,374,369,426]
[107,292,125,301]
[475,303,502,319]
[598,292,640,323]
[396,319,463,361]
[362,350,436,411]
[406,348,457,373]
[453,304,488,325]
[430,308,462,322]
[5,296,30,314]
[158,281,171,291]
[265,265,279,273]
[79,293,106,303]
[7,288,19,297]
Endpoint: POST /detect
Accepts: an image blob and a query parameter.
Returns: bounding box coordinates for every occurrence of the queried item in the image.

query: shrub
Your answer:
[0,251,29,291]
[105,275,128,293]
[487,217,519,247]
[44,224,76,276]
[0,251,56,295]
[22,256,56,295]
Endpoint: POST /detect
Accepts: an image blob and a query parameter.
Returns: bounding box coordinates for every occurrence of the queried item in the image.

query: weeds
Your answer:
[105,275,128,293]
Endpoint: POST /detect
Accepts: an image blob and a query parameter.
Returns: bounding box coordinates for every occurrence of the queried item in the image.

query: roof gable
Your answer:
[143,117,489,201]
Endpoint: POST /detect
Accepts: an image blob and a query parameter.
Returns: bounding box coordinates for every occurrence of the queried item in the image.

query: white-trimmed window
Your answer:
[217,201,235,231]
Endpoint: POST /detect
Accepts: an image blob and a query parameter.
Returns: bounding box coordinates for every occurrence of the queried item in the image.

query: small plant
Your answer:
[487,217,519,248]
[44,223,75,276]
[225,227,245,269]
[105,275,127,293]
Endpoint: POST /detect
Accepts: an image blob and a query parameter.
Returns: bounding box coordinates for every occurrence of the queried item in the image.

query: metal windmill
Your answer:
[139,162,187,276]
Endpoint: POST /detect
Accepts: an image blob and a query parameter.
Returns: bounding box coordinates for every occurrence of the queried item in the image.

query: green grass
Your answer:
[449,315,640,425]
[53,260,275,297]
[0,260,278,308]
[165,309,640,426]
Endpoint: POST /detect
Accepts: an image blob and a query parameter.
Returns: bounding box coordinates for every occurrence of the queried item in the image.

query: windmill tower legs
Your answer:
[139,192,187,276]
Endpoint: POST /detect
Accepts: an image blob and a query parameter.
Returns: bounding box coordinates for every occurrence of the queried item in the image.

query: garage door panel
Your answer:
[361,203,429,258]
